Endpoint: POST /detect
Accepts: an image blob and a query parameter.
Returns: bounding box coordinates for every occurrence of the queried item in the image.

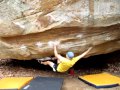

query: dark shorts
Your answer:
[53,64,58,72]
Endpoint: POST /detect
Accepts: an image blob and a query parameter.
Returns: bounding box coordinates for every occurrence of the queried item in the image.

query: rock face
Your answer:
[0,0,120,60]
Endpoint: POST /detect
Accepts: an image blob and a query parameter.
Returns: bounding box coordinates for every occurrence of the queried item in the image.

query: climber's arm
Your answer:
[54,45,68,62]
[71,47,93,64]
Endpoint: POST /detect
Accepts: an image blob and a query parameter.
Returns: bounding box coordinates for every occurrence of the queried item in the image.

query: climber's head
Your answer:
[66,51,74,59]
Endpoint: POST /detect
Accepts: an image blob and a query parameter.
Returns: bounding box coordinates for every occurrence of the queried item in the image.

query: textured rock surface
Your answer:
[0,0,120,60]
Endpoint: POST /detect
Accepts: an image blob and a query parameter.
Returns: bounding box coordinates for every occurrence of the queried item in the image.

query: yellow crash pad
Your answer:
[0,77,33,90]
[79,72,120,88]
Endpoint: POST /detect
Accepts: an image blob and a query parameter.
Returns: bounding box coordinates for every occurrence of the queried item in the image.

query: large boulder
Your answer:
[0,0,120,60]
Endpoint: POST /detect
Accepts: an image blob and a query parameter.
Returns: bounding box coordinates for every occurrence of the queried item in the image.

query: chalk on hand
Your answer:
[54,41,60,45]
[48,41,60,47]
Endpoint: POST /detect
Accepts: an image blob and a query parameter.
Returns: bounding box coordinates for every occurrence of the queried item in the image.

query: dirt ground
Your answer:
[0,50,120,90]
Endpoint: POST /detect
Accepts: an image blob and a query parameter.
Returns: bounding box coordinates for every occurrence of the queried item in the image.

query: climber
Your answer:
[38,44,92,72]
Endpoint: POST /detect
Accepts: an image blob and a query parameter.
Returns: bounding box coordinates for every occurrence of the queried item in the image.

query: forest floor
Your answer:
[0,50,120,90]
